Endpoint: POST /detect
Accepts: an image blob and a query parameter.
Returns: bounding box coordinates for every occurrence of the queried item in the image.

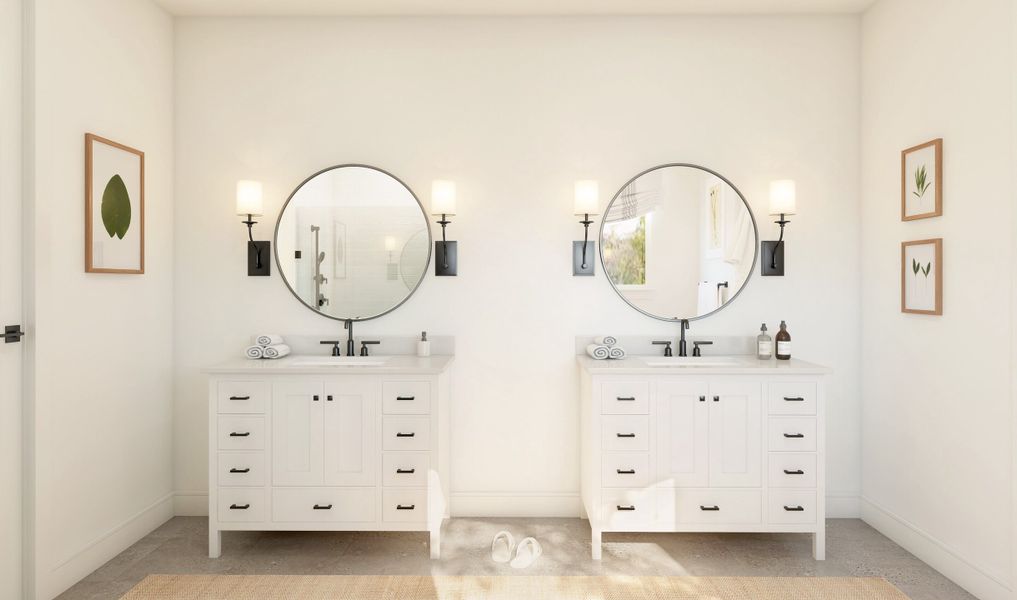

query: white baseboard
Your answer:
[173,490,209,516]
[41,492,173,600]
[825,491,860,518]
[860,497,1011,600]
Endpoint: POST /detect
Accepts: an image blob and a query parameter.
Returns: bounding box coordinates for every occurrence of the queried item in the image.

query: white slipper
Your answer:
[510,536,542,569]
[491,530,515,563]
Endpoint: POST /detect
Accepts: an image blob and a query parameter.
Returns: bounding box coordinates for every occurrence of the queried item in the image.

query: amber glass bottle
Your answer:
[775,320,791,360]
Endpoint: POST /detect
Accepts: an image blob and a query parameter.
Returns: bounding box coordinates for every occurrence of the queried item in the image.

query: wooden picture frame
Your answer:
[901,138,942,221]
[85,133,145,273]
[901,238,942,315]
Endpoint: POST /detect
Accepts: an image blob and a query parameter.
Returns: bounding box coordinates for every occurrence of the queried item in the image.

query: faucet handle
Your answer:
[320,340,341,357]
[652,340,673,357]
[691,340,714,357]
[359,340,380,357]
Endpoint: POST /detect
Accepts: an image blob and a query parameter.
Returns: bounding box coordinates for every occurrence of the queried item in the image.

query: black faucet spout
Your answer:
[344,319,355,357]
[678,319,690,357]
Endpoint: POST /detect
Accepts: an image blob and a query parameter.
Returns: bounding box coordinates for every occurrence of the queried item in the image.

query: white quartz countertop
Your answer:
[577,354,830,375]
[204,354,454,375]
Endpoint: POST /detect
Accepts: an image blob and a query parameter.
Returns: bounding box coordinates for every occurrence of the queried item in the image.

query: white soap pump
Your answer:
[417,331,431,357]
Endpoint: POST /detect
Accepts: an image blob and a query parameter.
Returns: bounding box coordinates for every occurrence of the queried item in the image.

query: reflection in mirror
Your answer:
[275,165,430,321]
[600,164,757,321]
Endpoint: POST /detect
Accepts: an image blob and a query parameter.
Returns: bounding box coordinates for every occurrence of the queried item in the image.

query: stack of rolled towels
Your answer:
[587,335,627,360]
[245,334,292,360]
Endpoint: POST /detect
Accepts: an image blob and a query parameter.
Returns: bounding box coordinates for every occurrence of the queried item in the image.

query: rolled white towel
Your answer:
[255,334,284,347]
[245,345,265,360]
[608,346,626,360]
[586,344,610,360]
[263,344,291,359]
[594,335,618,347]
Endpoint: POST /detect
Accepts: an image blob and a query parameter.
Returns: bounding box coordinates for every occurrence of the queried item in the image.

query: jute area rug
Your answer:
[120,575,910,599]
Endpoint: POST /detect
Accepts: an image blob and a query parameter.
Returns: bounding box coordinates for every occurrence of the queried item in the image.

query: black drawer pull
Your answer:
[783,433,805,439]
[396,396,415,401]
[784,396,805,402]
[229,468,250,474]
[616,505,636,511]
[229,503,250,510]
[396,504,416,510]
[326,395,333,402]
[713,396,720,402]
[616,469,636,475]
[783,469,805,475]
[396,468,416,474]
[229,432,250,437]
[396,432,415,438]
[616,433,636,438]
[616,396,636,402]
[784,505,805,512]
[229,395,250,401]
[700,505,720,511]
[699,395,705,402]
[313,504,333,510]
[313,395,320,402]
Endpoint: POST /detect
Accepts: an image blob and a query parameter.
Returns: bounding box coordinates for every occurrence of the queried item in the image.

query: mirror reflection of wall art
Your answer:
[901,138,942,221]
[901,238,942,315]
[85,133,144,273]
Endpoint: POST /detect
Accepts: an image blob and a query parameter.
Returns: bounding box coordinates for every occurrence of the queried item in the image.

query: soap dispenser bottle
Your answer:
[417,331,431,357]
[756,323,772,360]
[775,320,791,360]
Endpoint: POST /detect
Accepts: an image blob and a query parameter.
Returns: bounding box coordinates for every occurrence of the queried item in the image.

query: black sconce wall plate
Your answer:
[248,241,271,276]
[435,241,458,276]
[760,241,785,277]
[573,241,595,276]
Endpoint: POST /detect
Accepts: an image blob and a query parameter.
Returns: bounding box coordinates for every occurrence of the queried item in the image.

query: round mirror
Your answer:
[274,165,431,321]
[600,164,757,321]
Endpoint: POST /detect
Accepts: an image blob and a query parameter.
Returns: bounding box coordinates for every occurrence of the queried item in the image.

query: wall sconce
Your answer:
[573,180,599,276]
[761,179,796,277]
[431,180,457,276]
[236,180,270,276]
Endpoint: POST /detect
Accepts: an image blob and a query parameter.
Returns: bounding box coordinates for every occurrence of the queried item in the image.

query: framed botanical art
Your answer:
[901,238,942,315]
[901,138,942,221]
[85,133,144,273]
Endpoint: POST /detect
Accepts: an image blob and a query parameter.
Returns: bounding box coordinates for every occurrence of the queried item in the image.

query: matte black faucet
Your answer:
[344,319,355,357]
[678,319,690,357]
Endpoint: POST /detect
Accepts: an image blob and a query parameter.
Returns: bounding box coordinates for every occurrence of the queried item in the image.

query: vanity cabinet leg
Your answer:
[430,527,441,560]
[209,528,221,559]
[591,528,602,560]
[813,527,826,560]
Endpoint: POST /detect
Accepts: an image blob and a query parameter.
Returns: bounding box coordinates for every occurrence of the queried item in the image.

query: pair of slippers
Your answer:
[491,531,543,569]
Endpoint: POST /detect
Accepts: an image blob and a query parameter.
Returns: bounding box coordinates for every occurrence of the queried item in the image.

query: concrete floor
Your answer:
[58,517,975,600]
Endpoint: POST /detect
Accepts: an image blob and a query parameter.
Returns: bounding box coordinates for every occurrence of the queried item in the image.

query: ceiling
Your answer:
[154,0,877,17]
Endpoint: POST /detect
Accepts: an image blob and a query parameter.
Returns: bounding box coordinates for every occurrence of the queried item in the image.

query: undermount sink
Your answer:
[641,356,743,367]
[289,355,391,367]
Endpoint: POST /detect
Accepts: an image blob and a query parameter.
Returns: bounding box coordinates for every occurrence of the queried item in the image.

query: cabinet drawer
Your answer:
[217,452,266,487]
[217,417,265,450]
[601,488,656,529]
[382,452,430,487]
[383,416,431,451]
[383,381,431,415]
[768,417,817,452]
[668,489,762,525]
[602,416,649,452]
[768,490,817,525]
[601,381,649,415]
[601,453,650,488]
[217,380,269,414]
[383,488,428,523]
[767,453,817,488]
[218,488,266,523]
[768,382,817,415]
[272,487,375,523]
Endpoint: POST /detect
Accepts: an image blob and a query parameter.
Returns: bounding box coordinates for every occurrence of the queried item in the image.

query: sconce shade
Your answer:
[236,180,264,216]
[384,236,396,252]
[574,180,599,216]
[769,180,797,215]
[431,180,457,216]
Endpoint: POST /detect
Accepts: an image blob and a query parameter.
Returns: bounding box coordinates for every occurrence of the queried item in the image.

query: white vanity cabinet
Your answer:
[206,356,452,559]
[579,356,828,560]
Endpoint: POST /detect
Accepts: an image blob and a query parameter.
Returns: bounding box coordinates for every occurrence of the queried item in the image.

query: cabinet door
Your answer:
[272,380,324,486]
[708,382,762,487]
[657,381,709,487]
[323,380,377,486]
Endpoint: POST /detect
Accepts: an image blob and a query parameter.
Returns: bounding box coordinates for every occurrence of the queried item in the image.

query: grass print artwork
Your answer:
[901,239,942,315]
[901,139,942,220]
[86,133,145,273]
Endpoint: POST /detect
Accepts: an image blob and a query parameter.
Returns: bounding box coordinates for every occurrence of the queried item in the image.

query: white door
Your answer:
[657,381,709,487]
[0,0,23,596]
[323,380,376,486]
[708,382,762,487]
[272,381,324,486]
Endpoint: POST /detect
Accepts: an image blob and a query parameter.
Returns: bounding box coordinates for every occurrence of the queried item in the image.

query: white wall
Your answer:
[860,1,1014,599]
[173,15,863,518]
[25,0,175,597]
